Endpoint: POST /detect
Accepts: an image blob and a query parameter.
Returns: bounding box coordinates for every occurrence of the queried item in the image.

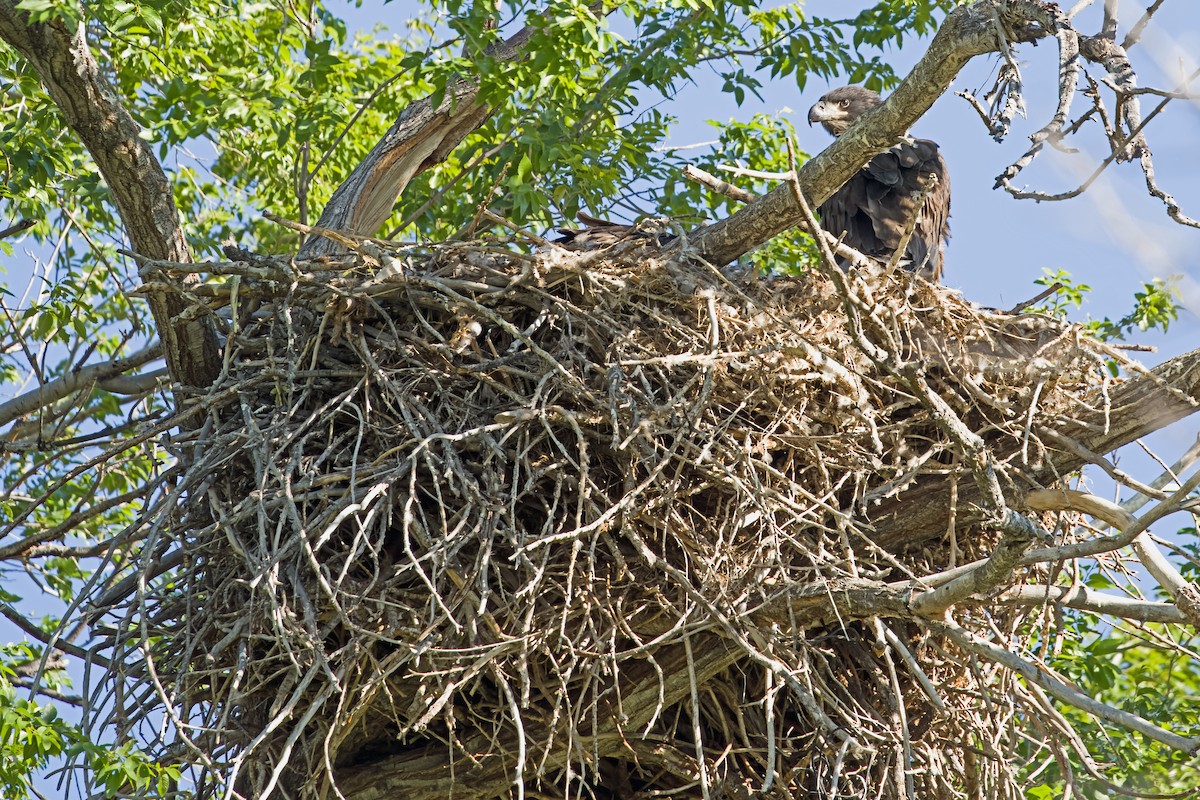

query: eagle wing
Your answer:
[554,212,677,250]
[817,138,951,281]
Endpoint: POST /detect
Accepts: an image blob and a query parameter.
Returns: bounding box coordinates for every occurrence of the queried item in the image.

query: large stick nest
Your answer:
[96,236,1115,799]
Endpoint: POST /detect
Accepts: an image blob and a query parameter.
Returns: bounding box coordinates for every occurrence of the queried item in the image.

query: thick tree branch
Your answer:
[681,1,1025,267]
[998,584,1188,623]
[0,344,163,430]
[0,2,219,388]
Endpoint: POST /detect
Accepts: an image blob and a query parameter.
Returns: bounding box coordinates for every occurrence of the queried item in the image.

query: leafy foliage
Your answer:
[1,665,181,799]
[1023,614,1200,797]
[1033,267,1181,374]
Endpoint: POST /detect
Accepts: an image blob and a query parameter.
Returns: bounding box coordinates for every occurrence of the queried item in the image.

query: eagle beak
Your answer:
[806,100,835,125]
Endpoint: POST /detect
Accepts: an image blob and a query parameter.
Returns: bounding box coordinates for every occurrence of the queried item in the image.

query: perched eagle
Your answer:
[807,86,950,281]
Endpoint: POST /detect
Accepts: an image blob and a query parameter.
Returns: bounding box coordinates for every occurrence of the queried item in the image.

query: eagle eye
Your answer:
[839,98,851,108]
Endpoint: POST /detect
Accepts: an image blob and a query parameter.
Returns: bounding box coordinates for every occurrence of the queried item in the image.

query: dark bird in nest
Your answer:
[553,212,677,250]
[808,86,951,282]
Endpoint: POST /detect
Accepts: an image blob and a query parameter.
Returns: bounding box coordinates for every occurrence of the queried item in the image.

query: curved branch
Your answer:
[300,4,608,258]
[1022,490,1200,626]
[0,344,163,430]
[998,584,1187,623]
[0,2,219,387]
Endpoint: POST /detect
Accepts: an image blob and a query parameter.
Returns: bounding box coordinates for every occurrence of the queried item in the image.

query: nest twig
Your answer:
[86,235,1151,800]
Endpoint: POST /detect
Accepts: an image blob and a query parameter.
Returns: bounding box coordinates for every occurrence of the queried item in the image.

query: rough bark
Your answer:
[0,2,220,388]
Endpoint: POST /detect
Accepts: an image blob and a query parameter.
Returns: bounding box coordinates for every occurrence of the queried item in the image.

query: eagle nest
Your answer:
[94,235,1122,799]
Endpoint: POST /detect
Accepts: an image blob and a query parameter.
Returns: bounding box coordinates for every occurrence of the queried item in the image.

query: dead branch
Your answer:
[0,344,164,430]
[298,4,608,258]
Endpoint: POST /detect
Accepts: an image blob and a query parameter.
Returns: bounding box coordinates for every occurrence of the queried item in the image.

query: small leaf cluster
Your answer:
[1033,268,1181,378]
[1,667,181,799]
[1022,605,1200,797]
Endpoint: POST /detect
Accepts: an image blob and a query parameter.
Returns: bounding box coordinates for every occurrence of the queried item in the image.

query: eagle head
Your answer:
[807,86,882,136]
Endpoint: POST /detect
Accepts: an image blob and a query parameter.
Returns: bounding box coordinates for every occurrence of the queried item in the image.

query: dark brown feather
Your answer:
[554,212,676,251]
[809,87,951,281]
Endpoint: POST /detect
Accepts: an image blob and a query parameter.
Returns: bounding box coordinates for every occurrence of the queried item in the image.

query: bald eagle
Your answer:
[554,212,676,250]
[807,86,950,282]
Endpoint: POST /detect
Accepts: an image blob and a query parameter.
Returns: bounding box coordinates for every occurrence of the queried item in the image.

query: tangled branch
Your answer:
[65,230,1200,799]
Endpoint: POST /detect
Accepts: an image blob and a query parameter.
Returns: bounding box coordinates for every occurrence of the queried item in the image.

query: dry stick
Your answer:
[1065,0,1098,20]
[1039,428,1170,500]
[879,622,947,713]
[682,633,713,800]
[998,584,1186,623]
[1123,0,1167,48]
[881,640,914,800]
[993,2,1081,189]
[681,164,756,204]
[933,618,1199,753]
[696,161,877,270]
[264,210,372,253]
[1025,488,1200,625]
[1119,433,1200,517]
[1005,282,1062,314]
[479,209,553,247]
[1012,681,1126,797]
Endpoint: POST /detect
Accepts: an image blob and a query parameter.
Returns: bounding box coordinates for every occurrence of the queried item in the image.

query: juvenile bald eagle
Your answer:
[807,86,950,281]
[554,212,676,250]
